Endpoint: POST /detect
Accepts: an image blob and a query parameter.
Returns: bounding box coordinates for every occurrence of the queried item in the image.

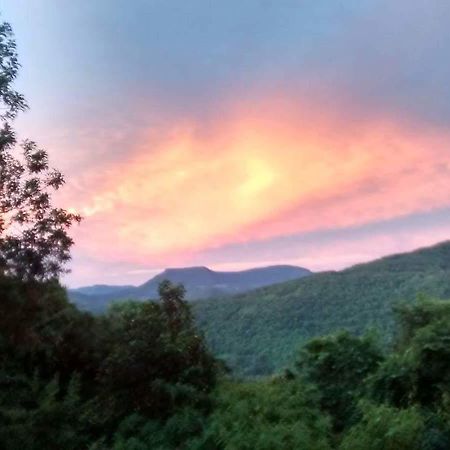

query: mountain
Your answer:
[193,241,450,376]
[71,284,134,297]
[69,265,311,312]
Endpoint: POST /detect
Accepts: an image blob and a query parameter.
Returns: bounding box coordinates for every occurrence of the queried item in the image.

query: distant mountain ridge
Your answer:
[72,284,135,297]
[69,265,312,312]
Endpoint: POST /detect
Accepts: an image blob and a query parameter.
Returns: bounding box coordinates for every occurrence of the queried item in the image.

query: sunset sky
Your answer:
[2,0,450,287]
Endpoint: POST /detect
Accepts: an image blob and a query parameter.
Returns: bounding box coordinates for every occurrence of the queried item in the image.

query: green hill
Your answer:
[193,241,450,376]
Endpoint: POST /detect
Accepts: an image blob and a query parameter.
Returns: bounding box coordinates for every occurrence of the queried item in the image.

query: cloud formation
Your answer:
[2,0,450,285]
[64,94,450,279]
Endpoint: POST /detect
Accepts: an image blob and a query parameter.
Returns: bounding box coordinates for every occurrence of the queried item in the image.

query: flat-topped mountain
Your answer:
[69,265,311,312]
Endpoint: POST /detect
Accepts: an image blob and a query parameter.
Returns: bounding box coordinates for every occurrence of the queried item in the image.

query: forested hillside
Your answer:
[194,241,450,376]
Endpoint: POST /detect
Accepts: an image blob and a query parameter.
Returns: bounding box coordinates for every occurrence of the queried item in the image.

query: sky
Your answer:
[1,0,450,287]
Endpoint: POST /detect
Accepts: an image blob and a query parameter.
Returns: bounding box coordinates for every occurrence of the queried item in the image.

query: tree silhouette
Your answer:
[0,21,80,281]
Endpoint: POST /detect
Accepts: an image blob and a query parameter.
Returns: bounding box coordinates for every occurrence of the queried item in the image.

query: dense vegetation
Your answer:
[2,277,449,449]
[0,277,218,449]
[187,299,450,449]
[194,241,450,375]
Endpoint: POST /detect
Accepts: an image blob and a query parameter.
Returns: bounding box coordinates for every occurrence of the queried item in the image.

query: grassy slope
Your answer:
[194,241,450,376]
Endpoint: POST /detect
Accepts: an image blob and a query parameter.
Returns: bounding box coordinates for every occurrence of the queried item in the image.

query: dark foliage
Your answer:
[0,276,218,449]
[95,282,217,428]
[296,330,383,431]
[0,20,81,282]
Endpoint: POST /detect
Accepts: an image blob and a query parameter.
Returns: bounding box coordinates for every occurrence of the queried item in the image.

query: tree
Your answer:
[0,374,90,450]
[0,20,80,282]
[159,279,192,337]
[296,330,383,431]
[339,403,425,450]
[185,380,331,450]
[368,300,450,409]
[95,283,217,427]
[392,298,450,349]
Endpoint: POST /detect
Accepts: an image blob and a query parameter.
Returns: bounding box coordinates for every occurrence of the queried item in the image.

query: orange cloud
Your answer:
[66,96,450,265]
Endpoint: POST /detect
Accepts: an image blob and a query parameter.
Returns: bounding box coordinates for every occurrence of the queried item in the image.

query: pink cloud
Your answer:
[57,93,450,284]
